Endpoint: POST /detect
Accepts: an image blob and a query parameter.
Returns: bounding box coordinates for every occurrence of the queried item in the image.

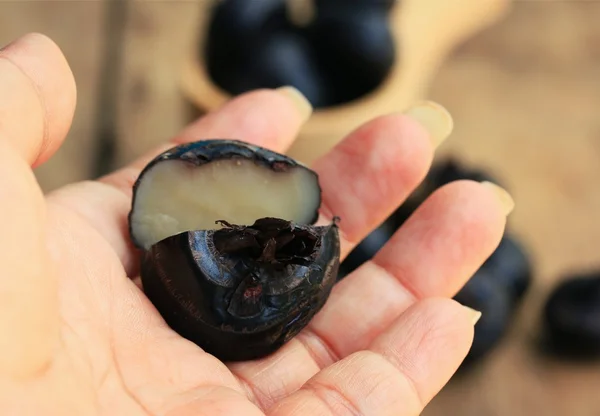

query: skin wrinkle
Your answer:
[0,54,48,165]
[378,318,426,382]
[47,180,140,276]
[371,300,473,411]
[311,262,413,357]
[333,174,367,235]
[111,311,246,413]
[109,333,154,416]
[295,327,341,370]
[368,350,424,413]
[372,253,424,301]
[48,205,118,390]
[44,199,157,415]
[234,371,268,410]
[109,289,181,415]
[58,317,98,393]
[48,200,118,320]
[268,396,307,416]
[232,339,321,409]
[304,379,362,416]
[160,385,222,416]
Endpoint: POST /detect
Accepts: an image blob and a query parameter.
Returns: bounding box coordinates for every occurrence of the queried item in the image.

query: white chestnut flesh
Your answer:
[131,148,321,250]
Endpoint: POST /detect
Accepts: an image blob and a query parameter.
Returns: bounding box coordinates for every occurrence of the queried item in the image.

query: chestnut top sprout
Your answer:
[128,139,340,362]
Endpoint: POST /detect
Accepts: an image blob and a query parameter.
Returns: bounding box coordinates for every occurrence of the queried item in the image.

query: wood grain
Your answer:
[0,1,107,192]
[423,2,600,415]
[111,0,204,170]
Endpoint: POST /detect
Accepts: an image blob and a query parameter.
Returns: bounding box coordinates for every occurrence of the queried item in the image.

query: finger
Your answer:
[228,102,451,406]
[230,180,509,408]
[269,298,477,416]
[313,101,451,257]
[0,33,76,166]
[46,87,313,275]
[228,102,452,407]
[374,180,514,298]
[0,33,76,378]
[0,143,57,379]
[307,180,511,360]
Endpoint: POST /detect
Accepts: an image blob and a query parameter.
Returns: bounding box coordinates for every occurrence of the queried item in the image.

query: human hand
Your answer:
[0,33,511,415]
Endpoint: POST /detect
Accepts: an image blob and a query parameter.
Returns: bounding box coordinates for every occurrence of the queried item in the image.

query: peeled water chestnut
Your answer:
[128,140,341,361]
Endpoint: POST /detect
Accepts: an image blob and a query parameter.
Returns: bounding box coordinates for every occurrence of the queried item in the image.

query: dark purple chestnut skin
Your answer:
[140,219,340,362]
[129,139,341,362]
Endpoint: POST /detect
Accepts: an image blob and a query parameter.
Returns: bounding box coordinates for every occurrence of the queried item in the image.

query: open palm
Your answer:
[0,34,510,416]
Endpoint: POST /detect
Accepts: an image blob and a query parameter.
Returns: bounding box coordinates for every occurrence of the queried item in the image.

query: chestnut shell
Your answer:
[141,220,340,361]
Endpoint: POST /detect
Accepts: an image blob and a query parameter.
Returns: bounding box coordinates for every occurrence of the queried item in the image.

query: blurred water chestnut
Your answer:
[129,140,341,361]
[204,0,396,108]
[543,272,600,358]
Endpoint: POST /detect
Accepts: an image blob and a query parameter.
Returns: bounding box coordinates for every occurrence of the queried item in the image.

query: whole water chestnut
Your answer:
[309,5,396,104]
[204,0,397,108]
[129,140,341,361]
[543,272,600,358]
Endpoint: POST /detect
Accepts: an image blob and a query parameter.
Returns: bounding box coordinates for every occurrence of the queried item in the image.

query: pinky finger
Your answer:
[268,299,477,416]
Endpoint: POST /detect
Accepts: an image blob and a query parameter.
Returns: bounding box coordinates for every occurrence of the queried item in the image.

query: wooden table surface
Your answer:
[423,2,600,415]
[0,1,107,191]
[2,1,600,415]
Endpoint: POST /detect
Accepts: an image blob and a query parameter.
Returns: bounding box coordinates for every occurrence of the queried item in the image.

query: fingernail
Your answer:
[404,101,454,148]
[463,306,482,325]
[276,86,313,122]
[480,181,515,216]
